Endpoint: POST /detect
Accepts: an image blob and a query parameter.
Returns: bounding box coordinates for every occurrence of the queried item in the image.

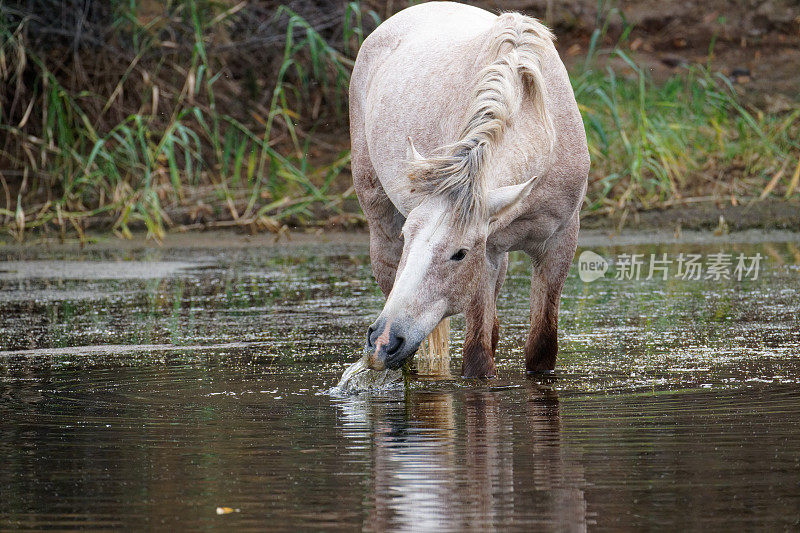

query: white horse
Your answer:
[349,2,589,377]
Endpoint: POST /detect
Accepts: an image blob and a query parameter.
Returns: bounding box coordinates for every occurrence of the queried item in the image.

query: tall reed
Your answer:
[0,1,374,242]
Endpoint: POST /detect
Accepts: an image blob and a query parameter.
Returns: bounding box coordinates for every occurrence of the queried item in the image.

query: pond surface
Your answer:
[1,234,799,530]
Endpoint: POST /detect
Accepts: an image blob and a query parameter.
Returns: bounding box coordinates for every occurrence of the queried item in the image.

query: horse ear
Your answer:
[487,175,538,223]
[406,136,425,162]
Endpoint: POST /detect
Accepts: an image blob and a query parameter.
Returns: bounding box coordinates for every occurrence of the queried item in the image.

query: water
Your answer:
[1,234,799,530]
[335,355,403,393]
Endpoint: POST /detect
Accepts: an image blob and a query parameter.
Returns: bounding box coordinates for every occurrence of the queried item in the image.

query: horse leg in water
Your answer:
[462,253,508,378]
[417,318,451,376]
[525,212,579,373]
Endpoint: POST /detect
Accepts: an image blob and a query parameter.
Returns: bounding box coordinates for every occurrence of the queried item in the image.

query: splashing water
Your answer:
[334,319,453,393]
[334,355,403,393]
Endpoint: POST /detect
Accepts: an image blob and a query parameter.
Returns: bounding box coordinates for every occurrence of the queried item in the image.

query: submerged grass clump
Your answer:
[0,1,798,242]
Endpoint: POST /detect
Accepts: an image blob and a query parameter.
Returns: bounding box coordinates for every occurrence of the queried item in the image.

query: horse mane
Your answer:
[409,13,556,229]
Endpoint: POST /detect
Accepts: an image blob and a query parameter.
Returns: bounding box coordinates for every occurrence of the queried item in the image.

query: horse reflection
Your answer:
[522,384,589,531]
[335,384,588,531]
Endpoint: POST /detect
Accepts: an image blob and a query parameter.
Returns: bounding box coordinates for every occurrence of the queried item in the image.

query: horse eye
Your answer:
[450,249,468,261]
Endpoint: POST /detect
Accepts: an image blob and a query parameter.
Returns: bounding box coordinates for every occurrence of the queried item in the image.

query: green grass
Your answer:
[576,50,800,215]
[0,1,798,242]
[0,1,365,242]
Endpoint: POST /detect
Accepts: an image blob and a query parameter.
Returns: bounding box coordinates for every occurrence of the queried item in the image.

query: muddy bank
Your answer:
[582,199,800,232]
[3,223,800,256]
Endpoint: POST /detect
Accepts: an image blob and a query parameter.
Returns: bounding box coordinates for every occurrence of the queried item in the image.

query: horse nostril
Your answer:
[367,325,376,347]
[386,335,404,356]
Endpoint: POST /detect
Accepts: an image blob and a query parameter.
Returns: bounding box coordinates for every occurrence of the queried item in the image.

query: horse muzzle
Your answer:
[364,316,419,370]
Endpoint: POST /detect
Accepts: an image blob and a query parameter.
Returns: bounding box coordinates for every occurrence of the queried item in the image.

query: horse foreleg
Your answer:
[462,253,508,378]
[353,159,404,298]
[525,215,579,373]
[463,290,498,378]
